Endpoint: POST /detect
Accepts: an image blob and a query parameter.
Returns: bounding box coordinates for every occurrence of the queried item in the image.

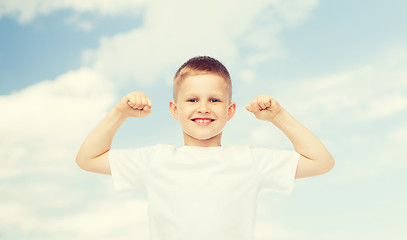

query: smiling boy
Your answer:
[76,56,334,240]
[169,72,235,147]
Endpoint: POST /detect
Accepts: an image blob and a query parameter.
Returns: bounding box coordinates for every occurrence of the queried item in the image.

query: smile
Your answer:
[191,118,215,126]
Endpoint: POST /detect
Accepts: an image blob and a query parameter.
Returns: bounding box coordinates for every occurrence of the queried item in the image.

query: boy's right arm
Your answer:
[75,92,152,175]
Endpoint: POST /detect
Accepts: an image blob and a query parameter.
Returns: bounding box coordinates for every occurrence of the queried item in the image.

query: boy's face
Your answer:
[169,74,236,146]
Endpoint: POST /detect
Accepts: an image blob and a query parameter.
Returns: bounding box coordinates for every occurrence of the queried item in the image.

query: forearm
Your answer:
[76,107,128,162]
[270,109,334,168]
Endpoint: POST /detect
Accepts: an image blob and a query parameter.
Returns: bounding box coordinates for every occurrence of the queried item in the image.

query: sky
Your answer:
[1,0,406,239]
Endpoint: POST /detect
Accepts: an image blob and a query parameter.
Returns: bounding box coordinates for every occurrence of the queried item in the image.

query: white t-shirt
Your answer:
[109,144,299,240]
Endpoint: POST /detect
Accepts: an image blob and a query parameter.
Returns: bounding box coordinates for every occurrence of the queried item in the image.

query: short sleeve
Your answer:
[251,147,300,195]
[109,145,155,192]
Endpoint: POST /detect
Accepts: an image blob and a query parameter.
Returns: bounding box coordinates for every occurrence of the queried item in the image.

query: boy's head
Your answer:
[173,56,232,103]
[169,56,236,146]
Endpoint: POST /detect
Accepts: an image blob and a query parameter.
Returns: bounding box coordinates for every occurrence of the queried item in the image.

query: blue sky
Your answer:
[1,0,406,239]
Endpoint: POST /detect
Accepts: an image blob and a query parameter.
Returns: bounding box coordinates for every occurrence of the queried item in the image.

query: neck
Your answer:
[183,132,222,147]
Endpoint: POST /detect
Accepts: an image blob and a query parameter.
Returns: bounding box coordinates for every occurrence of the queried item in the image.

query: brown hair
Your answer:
[173,56,232,102]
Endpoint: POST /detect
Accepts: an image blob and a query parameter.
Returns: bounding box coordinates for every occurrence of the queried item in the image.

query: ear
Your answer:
[169,100,178,120]
[227,102,236,121]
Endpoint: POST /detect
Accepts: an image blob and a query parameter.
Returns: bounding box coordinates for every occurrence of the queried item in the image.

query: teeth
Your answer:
[196,119,211,123]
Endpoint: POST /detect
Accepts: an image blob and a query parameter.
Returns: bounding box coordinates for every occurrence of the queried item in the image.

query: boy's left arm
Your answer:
[246,95,335,179]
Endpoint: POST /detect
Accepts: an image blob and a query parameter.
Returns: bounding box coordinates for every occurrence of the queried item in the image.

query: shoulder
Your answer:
[243,146,300,164]
[220,145,296,166]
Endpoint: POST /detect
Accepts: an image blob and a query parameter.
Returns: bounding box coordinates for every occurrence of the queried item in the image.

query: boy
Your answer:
[76,56,334,240]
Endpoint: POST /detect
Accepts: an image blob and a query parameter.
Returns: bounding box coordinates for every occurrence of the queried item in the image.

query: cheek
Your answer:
[178,106,192,117]
[216,107,229,119]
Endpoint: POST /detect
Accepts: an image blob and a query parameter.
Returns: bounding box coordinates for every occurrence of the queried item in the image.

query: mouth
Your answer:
[191,118,215,126]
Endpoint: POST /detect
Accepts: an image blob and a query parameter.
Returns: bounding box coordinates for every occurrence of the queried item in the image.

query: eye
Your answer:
[187,99,197,103]
[210,99,220,103]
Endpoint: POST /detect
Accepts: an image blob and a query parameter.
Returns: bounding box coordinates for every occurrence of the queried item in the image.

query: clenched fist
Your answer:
[115,91,152,118]
[245,94,283,121]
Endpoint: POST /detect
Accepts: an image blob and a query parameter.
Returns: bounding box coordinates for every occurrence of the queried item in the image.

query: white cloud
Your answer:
[0,199,149,240]
[255,221,295,240]
[271,0,318,26]
[81,0,319,87]
[254,194,297,240]
[389,123,407,143]
[66,14,95,31]
[0,68,115,177]
[361,94,407,120]
[284,60,407,127]
[0,0,146,23]
[51,199,149,240]
[375,123,407,169]
[2,0,320,89]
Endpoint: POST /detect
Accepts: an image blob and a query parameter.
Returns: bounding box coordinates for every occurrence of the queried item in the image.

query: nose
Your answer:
[197,101,210,113]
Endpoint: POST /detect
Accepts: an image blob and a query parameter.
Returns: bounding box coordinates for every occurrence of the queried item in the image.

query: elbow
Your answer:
[75,154,87,171]
[330,157,335,170]
[323,156,335,173]
[75,155,82,169]
[313,154,335,175]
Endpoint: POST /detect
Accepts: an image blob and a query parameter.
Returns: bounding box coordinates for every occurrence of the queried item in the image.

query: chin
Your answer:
[184,131,222,141]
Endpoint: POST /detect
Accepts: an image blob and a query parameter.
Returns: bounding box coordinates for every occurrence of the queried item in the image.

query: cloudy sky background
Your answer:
[1,0,406,239]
